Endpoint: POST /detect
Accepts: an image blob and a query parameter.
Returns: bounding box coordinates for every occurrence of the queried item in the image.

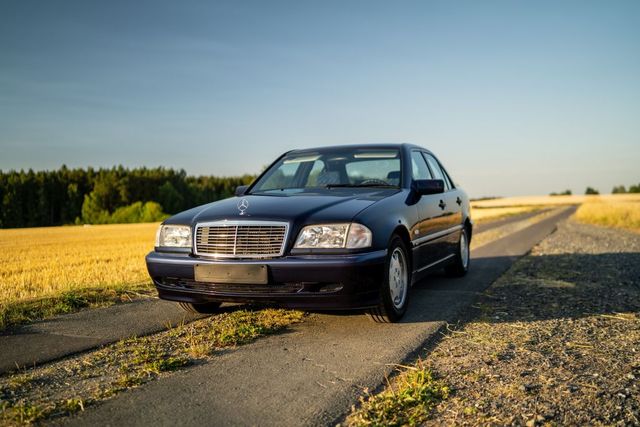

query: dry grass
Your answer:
[574,200,640,232]
[0,223,158,328]
[347,361,450,426]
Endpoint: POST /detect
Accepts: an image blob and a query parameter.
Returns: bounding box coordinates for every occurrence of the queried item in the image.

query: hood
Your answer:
[165,190,397,226]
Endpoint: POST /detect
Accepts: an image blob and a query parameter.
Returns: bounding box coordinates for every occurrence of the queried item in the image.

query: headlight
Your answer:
[294,223,372,249]
[155,224,192,248]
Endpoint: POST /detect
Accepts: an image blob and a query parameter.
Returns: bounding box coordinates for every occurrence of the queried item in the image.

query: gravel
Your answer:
[422,220,640,426]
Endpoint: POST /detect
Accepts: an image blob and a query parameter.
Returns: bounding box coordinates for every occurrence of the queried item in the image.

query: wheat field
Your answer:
[0,223,158,327]
[471,194,640,232]
[471,193,640,208]
[574,199,640,232]
[1,195,638,327]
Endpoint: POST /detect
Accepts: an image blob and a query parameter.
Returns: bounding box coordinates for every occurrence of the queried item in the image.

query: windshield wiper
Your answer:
[325,183,397,189]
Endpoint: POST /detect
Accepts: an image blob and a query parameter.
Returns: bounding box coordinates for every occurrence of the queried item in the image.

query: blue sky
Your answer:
[1,0,639,196]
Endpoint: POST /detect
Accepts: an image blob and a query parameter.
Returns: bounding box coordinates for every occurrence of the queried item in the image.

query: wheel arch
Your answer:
[390,225,413,272]
[464,218,473,242]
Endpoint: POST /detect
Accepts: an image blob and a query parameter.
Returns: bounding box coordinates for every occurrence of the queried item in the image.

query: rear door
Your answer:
[423,152,463,257]
[409,150,445,270]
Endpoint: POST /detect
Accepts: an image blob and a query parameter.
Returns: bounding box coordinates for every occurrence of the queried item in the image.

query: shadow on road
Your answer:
[410,251,639,325]
[301,250,640,326]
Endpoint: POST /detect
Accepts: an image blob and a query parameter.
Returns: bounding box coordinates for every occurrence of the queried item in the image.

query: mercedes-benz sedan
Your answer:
[146,144,472,322]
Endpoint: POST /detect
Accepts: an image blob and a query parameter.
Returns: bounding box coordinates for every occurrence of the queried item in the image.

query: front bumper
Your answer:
[146,250,387,310]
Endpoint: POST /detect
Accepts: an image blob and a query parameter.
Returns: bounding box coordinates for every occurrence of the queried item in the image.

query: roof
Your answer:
[288,143,425,154]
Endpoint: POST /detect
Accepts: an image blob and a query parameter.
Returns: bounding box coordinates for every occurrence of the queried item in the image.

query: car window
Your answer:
[345,159,400,185]
[304,160,326,187]
[251,149,401,193]
[423,153,450,191]
[259,161,302,190]
[411,151,432,180]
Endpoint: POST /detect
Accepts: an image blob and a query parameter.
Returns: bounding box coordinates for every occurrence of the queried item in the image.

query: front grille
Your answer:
[195,221,288,258]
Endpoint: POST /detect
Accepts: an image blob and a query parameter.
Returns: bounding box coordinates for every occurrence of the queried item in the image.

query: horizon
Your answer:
[1,1,639,197]
[0,161,634,198]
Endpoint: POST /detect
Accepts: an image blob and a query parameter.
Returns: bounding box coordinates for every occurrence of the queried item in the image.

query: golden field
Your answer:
[574,199,640,232]
[471,193,640,208]
[471,193,640,232]
[0,223,158,327]
[0,194,638,328]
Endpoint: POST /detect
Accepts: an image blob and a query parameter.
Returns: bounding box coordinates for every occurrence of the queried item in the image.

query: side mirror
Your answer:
[413,179,445,196]
[235,185,249,197]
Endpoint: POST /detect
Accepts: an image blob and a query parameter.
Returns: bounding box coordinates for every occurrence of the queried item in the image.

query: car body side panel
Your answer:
[411,193,447,268]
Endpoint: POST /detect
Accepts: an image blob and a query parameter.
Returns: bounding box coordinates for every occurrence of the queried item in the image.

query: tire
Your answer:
[368,236,411,323]
[178,301,222,314]
[445,227,470,277]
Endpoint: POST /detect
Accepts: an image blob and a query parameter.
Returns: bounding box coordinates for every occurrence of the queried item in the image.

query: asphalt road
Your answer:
[61,206,575,427]
[473,207,553,233]
[0,299,205,374]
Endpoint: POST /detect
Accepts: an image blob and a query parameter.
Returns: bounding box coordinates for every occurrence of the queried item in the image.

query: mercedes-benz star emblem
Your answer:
[237,198,249,215]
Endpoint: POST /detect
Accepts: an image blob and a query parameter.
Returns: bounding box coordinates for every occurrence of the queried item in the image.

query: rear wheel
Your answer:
[445,227,470,277]
[178,301,222,314]
[368,236,411,323]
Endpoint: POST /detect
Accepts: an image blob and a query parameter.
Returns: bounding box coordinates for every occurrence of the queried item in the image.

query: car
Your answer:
[146,144,472,322]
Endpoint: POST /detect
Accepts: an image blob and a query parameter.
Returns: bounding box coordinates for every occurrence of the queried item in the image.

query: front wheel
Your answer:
[368,236,411,323]
[445,227,470,277]
[178,301,222,314]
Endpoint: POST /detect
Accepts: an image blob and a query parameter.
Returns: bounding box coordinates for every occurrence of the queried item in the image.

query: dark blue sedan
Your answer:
[146,144,472,322]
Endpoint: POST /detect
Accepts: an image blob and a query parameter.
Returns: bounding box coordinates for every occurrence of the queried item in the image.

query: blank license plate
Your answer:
[194,264,268,284]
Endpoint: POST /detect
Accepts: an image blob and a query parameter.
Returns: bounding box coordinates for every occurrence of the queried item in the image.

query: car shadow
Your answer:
[300,251,639,326]
[404,251,640,324]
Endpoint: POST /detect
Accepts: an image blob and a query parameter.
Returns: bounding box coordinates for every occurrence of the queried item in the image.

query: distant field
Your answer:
[575,199,640,232]
[0,223,157,328]
[471,193,640,208]
[471,194,640,233]
[470,205,546,223]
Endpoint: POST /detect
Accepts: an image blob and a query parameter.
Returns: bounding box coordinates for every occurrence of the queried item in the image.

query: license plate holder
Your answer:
[194,264,268,284]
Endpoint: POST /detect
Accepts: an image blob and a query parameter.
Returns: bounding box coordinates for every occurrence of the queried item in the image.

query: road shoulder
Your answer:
[350,220,640,426]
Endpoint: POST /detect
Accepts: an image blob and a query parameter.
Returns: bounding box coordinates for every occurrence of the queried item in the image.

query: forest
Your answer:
[0,166,255,228]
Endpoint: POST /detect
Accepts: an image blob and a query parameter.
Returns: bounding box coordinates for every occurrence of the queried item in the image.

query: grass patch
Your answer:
[574,200,640,232]
[347,362,450,427]
[0,308,305,425]
[0,285,153,330]
[0,222,158,329]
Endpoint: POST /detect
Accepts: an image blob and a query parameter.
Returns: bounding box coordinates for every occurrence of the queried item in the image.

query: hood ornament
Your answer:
[237,198,249,216]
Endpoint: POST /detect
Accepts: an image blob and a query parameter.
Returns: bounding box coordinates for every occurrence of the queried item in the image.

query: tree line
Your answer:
[0,166,255,228]
[550,183,640,196]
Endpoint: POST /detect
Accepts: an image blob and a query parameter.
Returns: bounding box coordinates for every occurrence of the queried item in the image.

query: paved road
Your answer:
[62,206,575,427]
[0,299,205,374]
[473,207,553,233]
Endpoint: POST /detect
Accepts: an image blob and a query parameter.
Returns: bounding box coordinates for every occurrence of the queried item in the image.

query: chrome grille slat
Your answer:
[194,221,289,258]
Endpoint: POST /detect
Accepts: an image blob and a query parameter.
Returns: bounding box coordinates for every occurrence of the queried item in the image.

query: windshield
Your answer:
[250,148,402,194]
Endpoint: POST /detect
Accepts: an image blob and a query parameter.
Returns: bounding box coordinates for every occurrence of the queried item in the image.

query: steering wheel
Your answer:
[360,179,389,186]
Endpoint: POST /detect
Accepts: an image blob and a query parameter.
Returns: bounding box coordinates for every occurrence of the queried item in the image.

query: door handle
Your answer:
[438,200,446,210]
[456,197,462,205]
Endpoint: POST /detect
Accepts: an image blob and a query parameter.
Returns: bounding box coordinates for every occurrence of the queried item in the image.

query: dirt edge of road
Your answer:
[346,220,640,426]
